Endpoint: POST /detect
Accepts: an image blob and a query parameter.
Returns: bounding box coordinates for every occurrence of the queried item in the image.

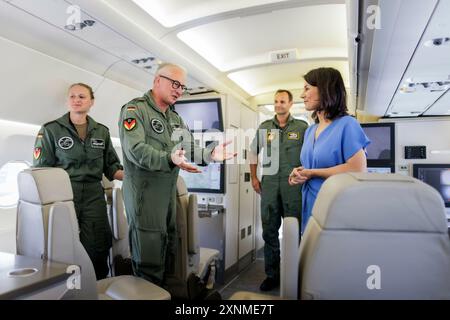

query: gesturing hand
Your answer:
[211,140,237,162]
[171,149,201,173]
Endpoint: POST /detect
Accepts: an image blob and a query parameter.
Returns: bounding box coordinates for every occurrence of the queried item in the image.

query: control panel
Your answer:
[404,146,426,159]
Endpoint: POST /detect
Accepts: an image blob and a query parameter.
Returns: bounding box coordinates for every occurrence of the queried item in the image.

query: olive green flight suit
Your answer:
[33,112,123,279]
[250,115,308,279]
[118,91,213,285]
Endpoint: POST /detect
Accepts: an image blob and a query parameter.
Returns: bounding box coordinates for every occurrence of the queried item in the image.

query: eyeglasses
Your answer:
[159,75,188,92]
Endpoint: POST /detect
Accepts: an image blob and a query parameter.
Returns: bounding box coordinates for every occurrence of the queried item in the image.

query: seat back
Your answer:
[280,217,299,299]
[165,177,200,298]
[16,168,97,299]
[102,176,131,276]
[299,173,450,299]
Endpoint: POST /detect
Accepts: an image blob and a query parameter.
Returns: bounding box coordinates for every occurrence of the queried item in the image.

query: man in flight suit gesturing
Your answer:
[249,89,308,291]
[119,63,236,285]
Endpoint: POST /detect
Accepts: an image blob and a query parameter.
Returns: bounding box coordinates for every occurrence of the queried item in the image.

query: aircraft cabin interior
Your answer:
[0,0,449,302]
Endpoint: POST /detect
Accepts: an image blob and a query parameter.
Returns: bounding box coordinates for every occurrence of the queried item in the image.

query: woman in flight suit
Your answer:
[33,83,124,279]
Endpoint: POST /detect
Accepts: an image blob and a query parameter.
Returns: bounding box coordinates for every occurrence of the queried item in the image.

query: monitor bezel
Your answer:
[412,163,450,208]
[174,98,224,132]
[361,122,395,171]
[181,163,226,194]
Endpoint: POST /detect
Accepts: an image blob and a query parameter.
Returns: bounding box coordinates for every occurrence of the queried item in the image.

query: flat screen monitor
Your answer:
[367,167,393,174]
[178,140,225,194]
[361,123,395,172]
[413,164,450,208]
[179,162,225,194]
[174,98,223,132]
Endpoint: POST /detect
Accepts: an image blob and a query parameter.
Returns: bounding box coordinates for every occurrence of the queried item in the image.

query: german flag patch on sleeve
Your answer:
[33,147,42,160]
[123,118,137,131]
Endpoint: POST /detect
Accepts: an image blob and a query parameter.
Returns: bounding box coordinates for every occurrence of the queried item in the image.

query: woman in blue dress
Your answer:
[289,68,370,233]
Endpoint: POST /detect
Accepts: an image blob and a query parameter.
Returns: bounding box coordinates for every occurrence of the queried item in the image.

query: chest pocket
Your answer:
[286,144,301,167]
[145,132,168,151]
[86,146,104,170]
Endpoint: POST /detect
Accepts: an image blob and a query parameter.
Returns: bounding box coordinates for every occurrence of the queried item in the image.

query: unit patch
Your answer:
[58,136,74,150]
[151,118,164,134]
[287,132,300,140]
[33,147,42,160]
[123,118,137,131]
[91,138,105,149]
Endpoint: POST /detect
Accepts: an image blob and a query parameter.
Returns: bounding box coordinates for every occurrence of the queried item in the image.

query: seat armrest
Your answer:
[97,275,171,300]
[229,291,282,300]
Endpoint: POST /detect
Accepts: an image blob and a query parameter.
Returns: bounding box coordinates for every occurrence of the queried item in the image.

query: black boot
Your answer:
[259,277,279,291]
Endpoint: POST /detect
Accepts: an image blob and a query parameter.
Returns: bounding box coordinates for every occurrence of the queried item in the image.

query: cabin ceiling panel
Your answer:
[131,0,290,28]
[387,90,444,117]
[10,0,159,74]
[0,0,118,75]
[386,0,450,117]
[177,4,347,72]
[228,60,349,96]
[361,0,438,117]
[2,0,213,95]
[423,90,450,116]
[400,0,450,80]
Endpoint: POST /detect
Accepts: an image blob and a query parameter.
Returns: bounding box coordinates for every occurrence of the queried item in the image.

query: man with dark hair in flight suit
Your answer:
[249,89,308,291]
[119,63,236,286]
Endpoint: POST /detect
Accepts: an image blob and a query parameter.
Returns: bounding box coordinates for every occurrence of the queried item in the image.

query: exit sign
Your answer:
[269,49,299,63]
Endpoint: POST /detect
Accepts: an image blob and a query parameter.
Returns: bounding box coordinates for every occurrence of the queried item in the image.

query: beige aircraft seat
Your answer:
[232,173,450,300]
[229,217,297,300]
[16,167,170,300]
[166,176,220,299]
[101,176,132,277]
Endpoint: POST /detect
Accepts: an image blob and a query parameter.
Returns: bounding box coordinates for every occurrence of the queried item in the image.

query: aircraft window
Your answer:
[0,161,30,208]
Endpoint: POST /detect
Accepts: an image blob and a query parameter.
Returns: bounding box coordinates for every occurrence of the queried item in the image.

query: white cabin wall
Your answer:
[238,105,257,260]
[223,94,241,270]
[0,207,17,254]
[381,118,450,175]
[0,120,40,167]
[0,35,144,139]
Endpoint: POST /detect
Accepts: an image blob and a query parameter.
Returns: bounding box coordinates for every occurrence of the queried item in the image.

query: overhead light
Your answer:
[64,20,96,31]
[132,57,155,64]
[399,79,450,93]
[424,37,450,47]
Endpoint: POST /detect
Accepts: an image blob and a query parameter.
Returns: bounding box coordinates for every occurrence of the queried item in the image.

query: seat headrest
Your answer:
[312,172,447,233]
[177,176,188,197]
[18,168,73,205]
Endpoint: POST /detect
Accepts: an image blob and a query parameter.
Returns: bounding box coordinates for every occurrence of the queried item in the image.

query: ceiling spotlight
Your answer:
[424,37,450,47]
[64,20,96,31]
[64,24,76,31]
[84,20,95,27]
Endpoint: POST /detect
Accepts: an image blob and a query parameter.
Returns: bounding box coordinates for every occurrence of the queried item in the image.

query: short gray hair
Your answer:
[155,63,187,76]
